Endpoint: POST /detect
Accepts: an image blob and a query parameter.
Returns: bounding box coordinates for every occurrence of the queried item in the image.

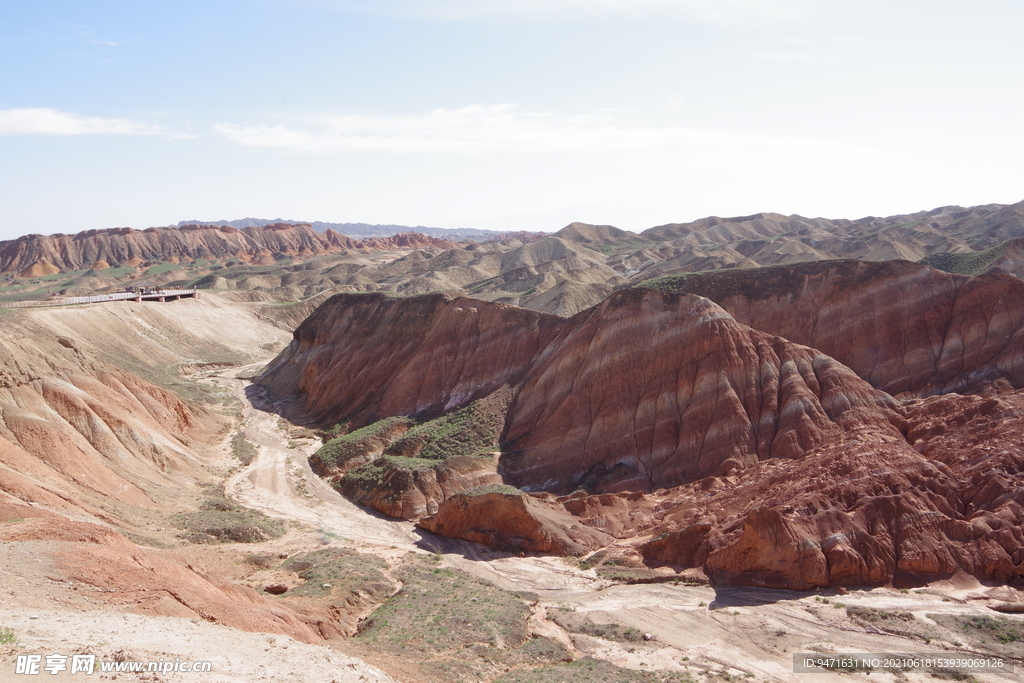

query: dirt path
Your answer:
[221,366,421,552]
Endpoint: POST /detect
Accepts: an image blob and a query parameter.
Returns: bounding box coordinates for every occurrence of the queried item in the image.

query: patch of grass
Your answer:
[321,421,351,439]
[461,484,521,497]
[493,658,692,683]
[174,488,286,543]
[231,424,257,465]
[847,607,913,623]
[958,615,1023,644]
[848,606,942,644]
[146,262,182,275]
[339,455,441,494]
[0,627,17,645]
[101,266,137,278]
[385,389,511,461]
[312,416,414,469]
[357,556,531,653]
[919,243,1007,276]
[547,608,645,644]
[281,548,393,598]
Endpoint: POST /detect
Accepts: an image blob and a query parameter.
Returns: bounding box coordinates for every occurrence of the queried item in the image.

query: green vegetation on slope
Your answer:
[280,548,392,598]
[313,416,415,469]
[919,243,1007,276]
[341,455,440,491]
[546,607,645,644]
[386,389,512,461]
[493,658,693,683]
[357,556,531,652]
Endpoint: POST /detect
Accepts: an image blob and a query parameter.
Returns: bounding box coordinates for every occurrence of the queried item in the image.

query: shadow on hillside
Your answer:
[708,585,815,609]
[244,381,324,429]
[412,528,506,561]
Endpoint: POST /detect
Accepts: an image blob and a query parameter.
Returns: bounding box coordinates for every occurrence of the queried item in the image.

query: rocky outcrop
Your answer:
[0,357,223,519]
[260,260,1024,588]
[637,388,1024,588]
[641,259,1024,396]
[418,487,613,555]
[337,455,502,519]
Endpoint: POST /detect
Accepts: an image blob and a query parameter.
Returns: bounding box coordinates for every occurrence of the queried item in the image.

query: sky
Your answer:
[1,0,1022,239]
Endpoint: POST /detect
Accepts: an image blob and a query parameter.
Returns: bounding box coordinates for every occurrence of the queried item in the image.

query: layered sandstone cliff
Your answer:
[640,260,1024,396]
[260,263,1024,588]
[0,223,456,276]
[260,288,902,494]
[0,314,225,520]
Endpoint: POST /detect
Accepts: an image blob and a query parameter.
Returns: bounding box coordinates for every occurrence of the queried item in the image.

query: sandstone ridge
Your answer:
[0,223,456,276]
[260,262,1024,589]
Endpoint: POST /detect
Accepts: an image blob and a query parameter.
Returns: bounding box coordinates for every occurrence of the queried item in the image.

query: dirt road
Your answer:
[222,368,420,552]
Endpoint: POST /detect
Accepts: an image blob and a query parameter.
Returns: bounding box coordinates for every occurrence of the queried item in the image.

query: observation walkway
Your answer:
[0,289,199,308]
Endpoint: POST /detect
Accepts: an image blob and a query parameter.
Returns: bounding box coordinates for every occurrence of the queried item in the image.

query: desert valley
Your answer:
[3,201,1024,683]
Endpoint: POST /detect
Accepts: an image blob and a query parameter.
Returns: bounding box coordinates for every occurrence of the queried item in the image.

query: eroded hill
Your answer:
[6,200,1024,320]
[257,260,1024,590]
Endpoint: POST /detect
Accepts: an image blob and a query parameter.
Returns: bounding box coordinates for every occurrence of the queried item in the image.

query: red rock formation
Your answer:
[418,487,613,555]
[644,259,1024,396]
[632,387,1024,588]
[0,516,324,642]
[338,455,502,519]
[261,271,1024,587]
[260,292,563,427]
[261,289,902,493]
[0,329,225,521]
[0,224,458,275]
[502,288,901,492]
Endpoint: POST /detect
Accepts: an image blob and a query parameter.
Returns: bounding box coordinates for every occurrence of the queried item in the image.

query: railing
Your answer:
[0,289,199,308]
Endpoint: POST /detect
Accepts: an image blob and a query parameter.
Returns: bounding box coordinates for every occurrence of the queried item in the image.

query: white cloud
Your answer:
[89,39,135,47]
[310,0,819,24]
[753,51,817,61]
[0,108,163,136]
[215,104,848,156]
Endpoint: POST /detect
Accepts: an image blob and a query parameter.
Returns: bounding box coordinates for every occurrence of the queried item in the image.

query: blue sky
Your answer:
[1,0,1022,239]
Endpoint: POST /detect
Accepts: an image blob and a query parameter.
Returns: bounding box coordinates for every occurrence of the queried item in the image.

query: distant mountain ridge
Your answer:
[0,223,458,277]
[176,217,535,242]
